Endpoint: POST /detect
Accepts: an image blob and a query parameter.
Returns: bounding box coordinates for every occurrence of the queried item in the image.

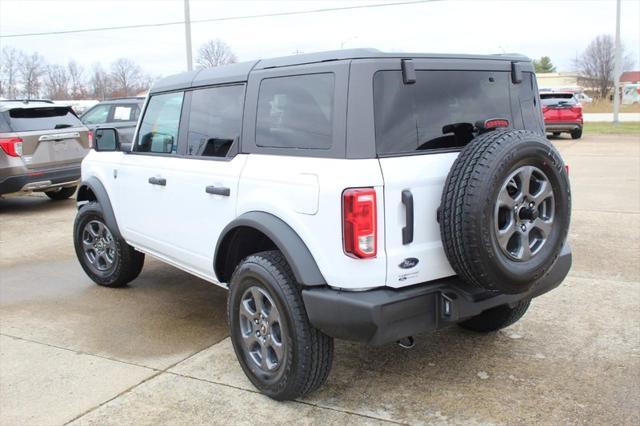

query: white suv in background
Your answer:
[74,49,572,400]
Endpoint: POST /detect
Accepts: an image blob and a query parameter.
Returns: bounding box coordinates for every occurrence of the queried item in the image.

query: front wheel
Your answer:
[45,186,77,200]
[73,202,144,287]
[228,250,333,400]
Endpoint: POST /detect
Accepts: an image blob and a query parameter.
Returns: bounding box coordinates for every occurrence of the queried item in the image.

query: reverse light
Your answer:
[0,137,23,157]
[342,188,377,259]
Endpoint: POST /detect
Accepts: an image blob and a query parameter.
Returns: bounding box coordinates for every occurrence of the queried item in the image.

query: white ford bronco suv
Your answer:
[74,49,571,400]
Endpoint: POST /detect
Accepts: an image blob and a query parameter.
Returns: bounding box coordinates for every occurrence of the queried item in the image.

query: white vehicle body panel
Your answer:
[237,154,386,290]
[378,154,457,288]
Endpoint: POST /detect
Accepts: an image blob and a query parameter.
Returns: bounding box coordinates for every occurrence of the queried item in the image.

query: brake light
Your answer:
[342,188,377,259]
[0,137,23,157]
[87,131,94,148]
[565,164,570,175]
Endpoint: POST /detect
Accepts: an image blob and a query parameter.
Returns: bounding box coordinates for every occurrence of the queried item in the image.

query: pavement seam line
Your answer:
[164,369,406,425]
[0,333,159,372]
[62,338,228,425]
[571,208,639,215]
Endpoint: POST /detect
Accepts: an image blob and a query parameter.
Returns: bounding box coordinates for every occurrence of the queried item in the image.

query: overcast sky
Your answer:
[1,0,638,78]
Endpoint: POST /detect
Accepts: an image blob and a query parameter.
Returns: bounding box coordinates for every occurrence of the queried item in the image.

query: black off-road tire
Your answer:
[571,128,583,139]
[228,250,333,401]
[45,186,77,200]
[552,132,560,137]
[73,202,144,287]
[440,129,571,294]
[458,300,531,332]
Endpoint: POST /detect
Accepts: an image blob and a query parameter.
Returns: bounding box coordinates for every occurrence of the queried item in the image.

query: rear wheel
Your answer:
[571,128,582,139]
[552,132,560,137]
[45,186,77,200]
[458,300,531,332]
[228,250,333,400]
[74,202,144,287]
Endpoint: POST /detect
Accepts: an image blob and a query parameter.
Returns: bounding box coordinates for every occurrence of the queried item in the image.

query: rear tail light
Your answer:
[565,164,570,175]
[342,188,377,259]
[0,137,23,157]
[87,131,94,148]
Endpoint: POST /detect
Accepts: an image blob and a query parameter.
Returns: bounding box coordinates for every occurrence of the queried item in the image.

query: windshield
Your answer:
[373,70,512,155]
[7,107,83,132]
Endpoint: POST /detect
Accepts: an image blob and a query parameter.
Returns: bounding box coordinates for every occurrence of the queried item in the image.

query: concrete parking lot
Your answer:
[1,133,638,425]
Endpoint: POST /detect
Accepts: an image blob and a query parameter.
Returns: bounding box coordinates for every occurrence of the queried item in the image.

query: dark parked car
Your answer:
[80,97,144,149]
[540,92,583,139]
[0,100,90,199]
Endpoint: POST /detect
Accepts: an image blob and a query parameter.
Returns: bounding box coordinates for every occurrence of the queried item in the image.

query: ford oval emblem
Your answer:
[399,258,419,269]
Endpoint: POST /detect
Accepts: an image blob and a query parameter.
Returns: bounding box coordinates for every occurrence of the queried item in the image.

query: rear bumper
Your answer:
[545,122,582,132]
[303,244,572,346]
[0,166,81,195]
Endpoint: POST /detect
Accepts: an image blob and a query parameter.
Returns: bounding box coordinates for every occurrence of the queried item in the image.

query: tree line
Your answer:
[0,47,155,100]
[531,34,634,99]
[0,39,238,101]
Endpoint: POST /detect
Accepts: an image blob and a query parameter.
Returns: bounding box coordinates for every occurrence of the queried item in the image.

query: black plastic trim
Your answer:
[76,177,122,239]
[214,211,326,286]
[303,244,572,346]
[0,166,80,195]
[401,189,414,244]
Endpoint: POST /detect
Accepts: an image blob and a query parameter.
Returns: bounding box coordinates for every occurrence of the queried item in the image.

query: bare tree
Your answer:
[68,60,87,99]
[110,58,142,97]
[89,63,111,100]
[196,39,237,69]
[574,34,634,99]
[19,52,45,99]
[44,64,69,99]
[1,47,22,99]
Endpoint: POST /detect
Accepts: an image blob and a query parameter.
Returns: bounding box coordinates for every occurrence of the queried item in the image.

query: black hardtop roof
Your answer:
[150,48,531,94]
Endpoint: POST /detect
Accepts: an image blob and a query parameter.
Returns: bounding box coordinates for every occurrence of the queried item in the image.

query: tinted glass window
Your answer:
[82,104,111,125]
[112,104,139,122]
[187,85,244,157]
[373,70,511,155]
[256,73,334,150]
[8,107,83,132]
[540,94,577,106]
[135,92,184,154]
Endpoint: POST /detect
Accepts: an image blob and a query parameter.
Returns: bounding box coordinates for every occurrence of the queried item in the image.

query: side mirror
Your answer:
[94,128,120,152]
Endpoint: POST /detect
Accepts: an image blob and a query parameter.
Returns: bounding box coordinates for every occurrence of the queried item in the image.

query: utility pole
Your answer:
[184,0,193,71]
[612,0,621,124]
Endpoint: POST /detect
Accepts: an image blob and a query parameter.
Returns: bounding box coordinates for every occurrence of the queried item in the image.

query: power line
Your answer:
[0,0,439,38]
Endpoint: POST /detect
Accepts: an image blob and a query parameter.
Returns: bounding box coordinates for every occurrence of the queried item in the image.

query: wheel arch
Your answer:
[76,176,122,239]
[214,211,326,287]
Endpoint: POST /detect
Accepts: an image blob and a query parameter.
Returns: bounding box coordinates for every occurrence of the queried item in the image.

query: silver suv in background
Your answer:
[81,97,143,150]
[0,100,90,200]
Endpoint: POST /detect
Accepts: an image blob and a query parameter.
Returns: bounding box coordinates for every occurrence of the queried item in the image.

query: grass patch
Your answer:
[584,122,640,134]
[582,100,640,113]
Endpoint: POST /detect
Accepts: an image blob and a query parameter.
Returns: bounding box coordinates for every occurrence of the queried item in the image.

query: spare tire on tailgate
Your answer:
[439,129,571,294]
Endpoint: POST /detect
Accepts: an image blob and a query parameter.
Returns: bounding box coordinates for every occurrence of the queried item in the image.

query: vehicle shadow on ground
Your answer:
[0,193,75,214]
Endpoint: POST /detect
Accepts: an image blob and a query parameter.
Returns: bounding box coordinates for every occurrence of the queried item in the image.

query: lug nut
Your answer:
[529,202,534,208]
[521,224,526,231]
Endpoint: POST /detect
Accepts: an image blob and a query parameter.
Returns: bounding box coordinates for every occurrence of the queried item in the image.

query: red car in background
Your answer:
[540,92,583,139]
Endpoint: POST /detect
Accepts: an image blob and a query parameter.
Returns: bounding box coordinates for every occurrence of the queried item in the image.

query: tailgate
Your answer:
[5,106,90,169]
[379,155,456,288]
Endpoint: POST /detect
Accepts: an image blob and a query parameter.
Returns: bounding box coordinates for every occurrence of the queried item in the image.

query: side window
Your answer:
[82,104,111,125]
[112,104,136,122]
[135,92,184,154]
[256,73,334,150]
[186,85,244,157]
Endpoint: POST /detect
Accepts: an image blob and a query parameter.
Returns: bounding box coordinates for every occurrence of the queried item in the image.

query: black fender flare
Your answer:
[215,211,326,287]
[76,176,122,239]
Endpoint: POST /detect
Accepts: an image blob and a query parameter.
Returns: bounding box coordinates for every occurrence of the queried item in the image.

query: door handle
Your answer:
[402,189,414,245]
[148,177,166,186]
[205,185,230,196]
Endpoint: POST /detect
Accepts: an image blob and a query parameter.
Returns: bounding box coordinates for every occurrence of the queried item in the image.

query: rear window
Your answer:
[373,70,512,155]
[7,107,83,132]
[256,73,334,150]
[540,93,577,106]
